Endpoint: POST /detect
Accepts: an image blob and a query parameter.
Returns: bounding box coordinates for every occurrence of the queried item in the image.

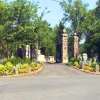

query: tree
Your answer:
[59,0,87,37]
[0,0,10,58]
[6,0,38,57]
[83,0,100,60]
[95,0,100,19]
[0,0,39,58]
[59,0,100,60]
[8,0,38,44]
[0,0,57,58]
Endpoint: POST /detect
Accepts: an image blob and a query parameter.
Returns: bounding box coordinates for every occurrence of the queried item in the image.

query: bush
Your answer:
[73,61,80,68]
[69,58,75,65]
[9,57,22,65]
[90,63,96,71]
[21,58,32,64]
[0,57,43,75]
[18,63,30,73]
[5,62,14,74]
[3,57,21,65]
[0,64,6,75]
[30,62,37,71]
[3,57,33,65]
[83,64,94,72]
[70,58,80,65]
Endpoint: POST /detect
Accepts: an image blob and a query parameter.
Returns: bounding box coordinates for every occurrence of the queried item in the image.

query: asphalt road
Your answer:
[0,63,100,100]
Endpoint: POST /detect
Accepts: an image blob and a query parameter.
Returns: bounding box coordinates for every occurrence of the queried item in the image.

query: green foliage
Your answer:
[8,0,38,44]
[0,64,6,75]
[59,0,100,59]
[18,63,30,73]
[0,57,43,76]
[0,62,14,75]
[81,0,100,58]
[95,0,100,19]
[3,57,33,65]
[90,63,96,70]
[3,57,20,65]
[5,61,14,74]
[21,58,32,64]
[69,57,79,65]
[0,0,56,57]
[31,62,37,68]
[59,0,87,34]
[31,62,38,71]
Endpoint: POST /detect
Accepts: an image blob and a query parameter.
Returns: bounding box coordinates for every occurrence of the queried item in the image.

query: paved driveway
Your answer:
[0,63,100,100]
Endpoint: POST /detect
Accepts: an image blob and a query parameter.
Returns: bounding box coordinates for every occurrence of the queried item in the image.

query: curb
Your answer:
[73,66,100,75]
[0,66,44,79]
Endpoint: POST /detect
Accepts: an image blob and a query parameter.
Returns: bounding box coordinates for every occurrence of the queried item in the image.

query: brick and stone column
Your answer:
[74,33,79,59]
[62,29,68,64]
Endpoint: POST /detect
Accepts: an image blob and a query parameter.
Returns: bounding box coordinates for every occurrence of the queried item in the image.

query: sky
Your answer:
[34,0,98,27]
[9,0,98,27]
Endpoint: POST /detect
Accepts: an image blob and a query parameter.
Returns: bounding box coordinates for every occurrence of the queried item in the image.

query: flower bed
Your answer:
[69,58,100,74]
[0,58,43,76]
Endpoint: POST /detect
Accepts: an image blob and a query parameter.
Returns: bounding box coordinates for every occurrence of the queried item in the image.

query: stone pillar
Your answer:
[62,29,68,64]
[74,33,79,59]
[96,64,100,74]
[26,45,30,58]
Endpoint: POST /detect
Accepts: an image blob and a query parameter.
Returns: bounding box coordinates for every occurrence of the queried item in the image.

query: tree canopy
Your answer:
[59,0,100,59]
[0,0,56,58]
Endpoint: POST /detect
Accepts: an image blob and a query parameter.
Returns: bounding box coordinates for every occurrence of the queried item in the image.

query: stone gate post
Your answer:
[62,29,68,64]
[74,33,79,59]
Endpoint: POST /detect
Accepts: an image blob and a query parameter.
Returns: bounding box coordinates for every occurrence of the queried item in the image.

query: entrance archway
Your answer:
[56,28,79,64]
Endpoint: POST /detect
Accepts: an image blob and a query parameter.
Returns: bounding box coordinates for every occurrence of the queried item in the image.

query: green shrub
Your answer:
[3,57,32,65]
[0,57,42,75]
[69,58,75,65]
[30,62,37,71]
[10,57,21,65]
[18,63,29,73]
[5,62,14,74]
[3,57,21,65]
[73,61,79,66]
[83,64,94,72]
[22,58,32,64]
[0,64,6,75]
[70,58,80,66]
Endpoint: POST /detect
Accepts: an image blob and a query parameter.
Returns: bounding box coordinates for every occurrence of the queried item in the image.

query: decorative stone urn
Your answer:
[48,56,55,63]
